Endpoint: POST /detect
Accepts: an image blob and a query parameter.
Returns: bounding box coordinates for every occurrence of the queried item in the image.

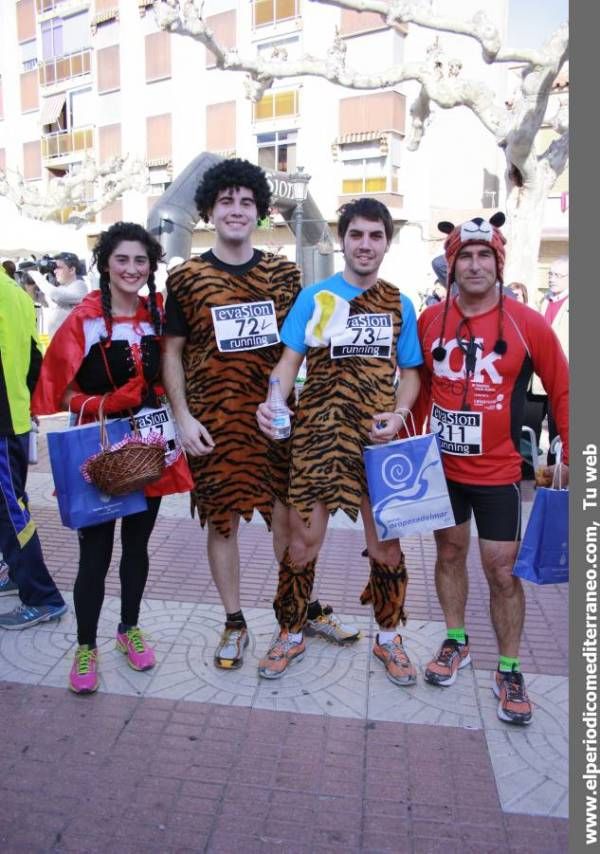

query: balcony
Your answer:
[39,49,91,87]
[37,0,89,12]
[42,127,94,160]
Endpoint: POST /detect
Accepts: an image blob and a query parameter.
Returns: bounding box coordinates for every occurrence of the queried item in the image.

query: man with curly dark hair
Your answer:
[163,159,360,671]
[194,157,272,225]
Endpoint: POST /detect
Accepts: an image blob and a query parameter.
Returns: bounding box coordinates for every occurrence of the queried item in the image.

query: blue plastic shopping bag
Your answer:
[364,433,455,540]
[513,487,569,584]
[47,418,147,529]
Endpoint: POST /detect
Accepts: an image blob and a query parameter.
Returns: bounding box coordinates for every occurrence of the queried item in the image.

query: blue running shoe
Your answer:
[0,602,68,630]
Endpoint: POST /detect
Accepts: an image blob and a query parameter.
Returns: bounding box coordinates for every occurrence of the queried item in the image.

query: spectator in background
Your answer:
[524,256,569,465]
[0,266,68,628]
[1,259,17,280]
[509,282,528,304]
[29,252,88,336]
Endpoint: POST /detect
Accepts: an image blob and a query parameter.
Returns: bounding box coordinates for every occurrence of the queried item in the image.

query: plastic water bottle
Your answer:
[268,378,291,440]
[28,419,39,465]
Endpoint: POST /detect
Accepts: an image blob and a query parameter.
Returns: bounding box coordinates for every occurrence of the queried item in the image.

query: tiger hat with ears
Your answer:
[432,212,508,362]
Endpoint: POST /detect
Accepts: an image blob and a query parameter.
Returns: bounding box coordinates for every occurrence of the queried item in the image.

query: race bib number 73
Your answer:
[430,403,483,455]
[330,313,393,359]
[211,300,280,352]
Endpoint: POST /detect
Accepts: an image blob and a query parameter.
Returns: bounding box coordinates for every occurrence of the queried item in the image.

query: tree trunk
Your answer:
[503,161,556,290]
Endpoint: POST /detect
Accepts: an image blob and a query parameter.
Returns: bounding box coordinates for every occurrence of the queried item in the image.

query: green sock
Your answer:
[498,655,520,673]
[447,627,467,645]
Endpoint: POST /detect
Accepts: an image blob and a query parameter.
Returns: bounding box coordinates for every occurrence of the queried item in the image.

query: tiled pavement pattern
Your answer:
[0,416,569,852]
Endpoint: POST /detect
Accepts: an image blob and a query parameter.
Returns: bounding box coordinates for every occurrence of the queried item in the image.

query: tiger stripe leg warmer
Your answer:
[273,548,317,633]
[360,555,408,628]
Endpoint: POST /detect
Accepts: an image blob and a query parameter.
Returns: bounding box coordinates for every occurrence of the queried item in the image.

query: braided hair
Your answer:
[92,221,164,343]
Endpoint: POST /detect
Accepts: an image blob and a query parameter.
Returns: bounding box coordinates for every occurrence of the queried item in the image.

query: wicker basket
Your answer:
[84,401,166,496]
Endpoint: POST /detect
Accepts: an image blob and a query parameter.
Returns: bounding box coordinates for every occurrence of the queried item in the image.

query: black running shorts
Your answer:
[445,480,522,541]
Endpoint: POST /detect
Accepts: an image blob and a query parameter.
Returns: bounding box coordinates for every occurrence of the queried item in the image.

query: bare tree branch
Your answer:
[312,0,565,65]
[0,155,148,226]
[154,0,566,155]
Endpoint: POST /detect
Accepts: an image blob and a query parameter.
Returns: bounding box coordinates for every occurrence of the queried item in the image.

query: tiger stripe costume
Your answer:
[273,278,411,631]
[289,278,403,523]
[166,250,301,537]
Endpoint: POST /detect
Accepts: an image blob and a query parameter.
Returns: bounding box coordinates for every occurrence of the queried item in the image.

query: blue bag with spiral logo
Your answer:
[364,433,455,541]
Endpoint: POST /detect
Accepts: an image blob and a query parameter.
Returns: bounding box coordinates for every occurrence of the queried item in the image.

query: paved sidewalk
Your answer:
[0,416,569,853]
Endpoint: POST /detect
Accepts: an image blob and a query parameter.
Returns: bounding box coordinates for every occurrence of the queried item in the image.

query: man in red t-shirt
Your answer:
[415,214,569,726]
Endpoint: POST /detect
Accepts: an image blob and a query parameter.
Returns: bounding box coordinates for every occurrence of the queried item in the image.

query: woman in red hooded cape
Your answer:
[33,222,192,695]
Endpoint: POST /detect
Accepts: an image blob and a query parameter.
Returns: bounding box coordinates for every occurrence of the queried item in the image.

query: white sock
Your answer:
[377,630,397,645]
[287,631,303,643]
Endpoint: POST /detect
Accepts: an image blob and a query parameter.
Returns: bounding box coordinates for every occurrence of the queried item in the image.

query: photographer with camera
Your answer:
[28,252,88,337]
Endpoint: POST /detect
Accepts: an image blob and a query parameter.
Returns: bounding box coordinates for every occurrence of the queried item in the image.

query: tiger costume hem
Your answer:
[360,555,408,628]
[191,495,284,538]
[273,548,317,632]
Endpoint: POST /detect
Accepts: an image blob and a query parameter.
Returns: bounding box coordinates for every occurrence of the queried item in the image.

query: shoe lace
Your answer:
[437,641,459,665]
[126,627,147,652]
[269,633,298,658]
[388,637,410,667]
[14,604,37,619]
[504,672,527,703]
[76,647,95,674]
[320,608,341,627]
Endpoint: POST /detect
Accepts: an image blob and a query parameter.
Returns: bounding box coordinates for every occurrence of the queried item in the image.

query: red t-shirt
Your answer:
[416,296,569,485]
[544,293,568,326]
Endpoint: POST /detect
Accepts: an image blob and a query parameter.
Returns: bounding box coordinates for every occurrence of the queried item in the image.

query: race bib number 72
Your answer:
[430,403,483,455]
[211,300,280,352]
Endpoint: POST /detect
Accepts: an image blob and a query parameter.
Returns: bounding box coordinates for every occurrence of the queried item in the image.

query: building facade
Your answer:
[0,0,567,304]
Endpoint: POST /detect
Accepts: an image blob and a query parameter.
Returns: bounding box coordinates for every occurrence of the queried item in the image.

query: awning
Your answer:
[334,131,385,145]
[40,92,66,126]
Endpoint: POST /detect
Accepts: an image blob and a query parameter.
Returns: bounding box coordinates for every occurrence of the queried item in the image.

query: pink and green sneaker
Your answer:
[69,645,99,694]
[116,627,156,671]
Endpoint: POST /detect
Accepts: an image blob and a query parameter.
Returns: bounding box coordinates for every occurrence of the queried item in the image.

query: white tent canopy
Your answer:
[0,198,89,260]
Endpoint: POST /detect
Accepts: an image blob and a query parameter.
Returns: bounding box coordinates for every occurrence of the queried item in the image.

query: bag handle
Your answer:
[73,395,104,426]
[394,407,416,437]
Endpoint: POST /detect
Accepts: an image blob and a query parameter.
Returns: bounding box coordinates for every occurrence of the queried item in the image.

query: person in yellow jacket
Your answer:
[0,268,67,627]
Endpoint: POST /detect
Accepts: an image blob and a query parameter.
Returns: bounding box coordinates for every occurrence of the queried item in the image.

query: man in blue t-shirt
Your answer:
[257,197,423,684]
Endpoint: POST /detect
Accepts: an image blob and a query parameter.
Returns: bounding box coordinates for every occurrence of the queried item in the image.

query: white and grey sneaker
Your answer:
[304,606,360,644]
[214,626,249,670]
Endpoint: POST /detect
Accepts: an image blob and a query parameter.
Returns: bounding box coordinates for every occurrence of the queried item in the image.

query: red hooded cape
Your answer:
[32,290,193,497]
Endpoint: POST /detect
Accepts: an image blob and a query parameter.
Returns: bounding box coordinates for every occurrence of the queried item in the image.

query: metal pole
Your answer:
[293,201,304,285]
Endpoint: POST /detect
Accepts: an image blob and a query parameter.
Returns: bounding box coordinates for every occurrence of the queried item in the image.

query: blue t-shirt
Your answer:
[281,272,423,368]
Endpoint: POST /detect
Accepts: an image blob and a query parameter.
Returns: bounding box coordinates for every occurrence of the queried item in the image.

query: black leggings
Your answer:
[74,497,161,646]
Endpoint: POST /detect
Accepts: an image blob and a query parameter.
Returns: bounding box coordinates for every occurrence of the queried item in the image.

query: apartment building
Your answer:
[0,0,565,298]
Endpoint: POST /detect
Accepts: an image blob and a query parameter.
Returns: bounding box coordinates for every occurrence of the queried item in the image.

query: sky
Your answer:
[507,0,568,48]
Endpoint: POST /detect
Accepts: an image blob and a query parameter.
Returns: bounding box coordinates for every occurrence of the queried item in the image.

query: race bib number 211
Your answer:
[430,403,483,455]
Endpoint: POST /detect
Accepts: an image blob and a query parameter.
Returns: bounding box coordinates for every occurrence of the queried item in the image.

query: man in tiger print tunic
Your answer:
[257,198,423,684]
[163,159,360,671]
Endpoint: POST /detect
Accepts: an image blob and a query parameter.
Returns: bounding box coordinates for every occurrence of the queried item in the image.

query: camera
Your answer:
[15,256,57,288]
[37,255,57,276]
